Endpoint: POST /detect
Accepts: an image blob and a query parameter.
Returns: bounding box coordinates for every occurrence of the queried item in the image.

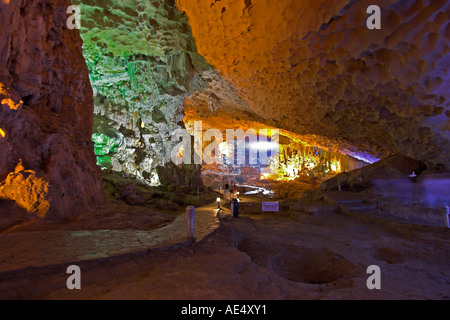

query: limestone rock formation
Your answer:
[1,0,448,221]
[118,183,145,206]
[176,0,450,167]
[0,0,105,219]
[72,0,212,186]
[320,153,420,191]
[0,161,51,218]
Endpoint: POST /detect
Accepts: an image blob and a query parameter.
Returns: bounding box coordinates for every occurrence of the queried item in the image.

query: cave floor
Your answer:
[0,201,220,275]
[0,193,449,300]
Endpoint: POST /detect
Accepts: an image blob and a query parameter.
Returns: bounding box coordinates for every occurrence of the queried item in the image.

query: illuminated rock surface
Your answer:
[72,0,212,185]
[0,0,449,302]
[177,0,450,167]
[320,153,421,191]
[0,162,51,218]
[0,0,448,248]
[0,0,104,219]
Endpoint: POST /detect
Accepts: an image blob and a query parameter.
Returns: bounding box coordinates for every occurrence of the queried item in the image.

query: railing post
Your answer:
[186,206,196,238]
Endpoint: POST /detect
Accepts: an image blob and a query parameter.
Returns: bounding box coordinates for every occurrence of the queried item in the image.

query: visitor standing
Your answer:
[224,181,230,200]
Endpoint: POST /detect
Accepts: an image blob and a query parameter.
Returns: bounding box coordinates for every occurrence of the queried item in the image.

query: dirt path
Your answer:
[2,198,447,300]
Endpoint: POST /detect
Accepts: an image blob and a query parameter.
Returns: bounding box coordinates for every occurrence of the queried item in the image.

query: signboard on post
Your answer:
[262,202,279,212]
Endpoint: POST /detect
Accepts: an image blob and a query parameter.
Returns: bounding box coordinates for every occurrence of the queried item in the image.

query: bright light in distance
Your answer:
[250,141,279,150]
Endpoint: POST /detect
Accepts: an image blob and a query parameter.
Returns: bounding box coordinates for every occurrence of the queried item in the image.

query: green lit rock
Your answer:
[72,0,212,186]
[97,156,113,170]
[92,133,120,157]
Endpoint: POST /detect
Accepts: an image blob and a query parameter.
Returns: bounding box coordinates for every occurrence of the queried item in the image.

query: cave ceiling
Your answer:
[177,0,450,165]
[77,0,449,178]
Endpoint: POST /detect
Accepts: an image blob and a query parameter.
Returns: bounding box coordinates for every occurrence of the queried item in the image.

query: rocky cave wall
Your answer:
[73,0,216,186]
[176,0,450,168]
[2,0,447,220]
[67,0,403,191]
[0,0,105,219]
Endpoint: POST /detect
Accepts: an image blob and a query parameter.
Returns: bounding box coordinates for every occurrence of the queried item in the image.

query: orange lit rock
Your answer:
[0,162,51,218]
[0,0,105,221]
[0,83,23,110]
[1,98,22,110]
[177,0,450,167]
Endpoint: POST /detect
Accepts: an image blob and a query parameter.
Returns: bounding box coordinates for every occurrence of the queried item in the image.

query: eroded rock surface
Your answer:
[320,153,420,191]
[0,162,51,218]
[0,0,105,219]
[73,0,212,186]
[177,0,450,167]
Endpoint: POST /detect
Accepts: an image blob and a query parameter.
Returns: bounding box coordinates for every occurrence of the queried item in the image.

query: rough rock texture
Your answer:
[367,169,450,224]
[118,183,145,206]
[238,239,358,284]
[320,153,420,191]
[0,162,51,218]
[6,215,448,300]
[0,0,105,219]
[72,0,212,185]
[176,0,450,167]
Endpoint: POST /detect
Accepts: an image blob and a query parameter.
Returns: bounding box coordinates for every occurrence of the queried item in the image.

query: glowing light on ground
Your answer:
[0,128,5,138]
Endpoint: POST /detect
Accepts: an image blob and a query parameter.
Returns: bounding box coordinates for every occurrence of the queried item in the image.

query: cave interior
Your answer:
[0,0,449,300]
